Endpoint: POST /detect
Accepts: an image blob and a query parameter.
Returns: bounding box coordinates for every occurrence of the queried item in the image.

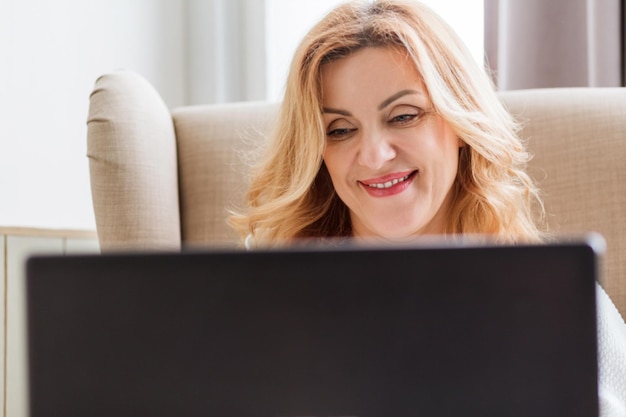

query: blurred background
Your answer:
[0,0,484,231]
[3,0,621,232]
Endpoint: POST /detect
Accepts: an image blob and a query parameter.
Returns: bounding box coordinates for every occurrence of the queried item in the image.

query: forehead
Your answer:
[320,47,426,104]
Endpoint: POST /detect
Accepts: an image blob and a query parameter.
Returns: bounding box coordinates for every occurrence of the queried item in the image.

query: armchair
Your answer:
[87,70,626,317]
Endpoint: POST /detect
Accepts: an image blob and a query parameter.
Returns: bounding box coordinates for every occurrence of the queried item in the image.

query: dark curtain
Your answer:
[485,0,624,90]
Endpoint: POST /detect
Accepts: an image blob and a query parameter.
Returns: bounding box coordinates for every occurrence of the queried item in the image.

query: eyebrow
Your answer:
[378,89,422,110]
[322,89,423,116]
[322,107,352,116]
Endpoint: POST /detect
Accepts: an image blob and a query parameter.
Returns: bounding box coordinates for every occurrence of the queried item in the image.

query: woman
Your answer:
[231,0,625,414]
[231,0,542,245]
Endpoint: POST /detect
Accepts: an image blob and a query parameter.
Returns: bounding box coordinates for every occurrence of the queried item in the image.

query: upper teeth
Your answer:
[367,174,410,189]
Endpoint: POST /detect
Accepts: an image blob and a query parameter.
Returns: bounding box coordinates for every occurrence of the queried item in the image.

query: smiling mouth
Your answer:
[363,171,417,189]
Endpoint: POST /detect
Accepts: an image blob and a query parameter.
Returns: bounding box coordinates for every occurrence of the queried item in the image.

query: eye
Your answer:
[388,106,423,126]
[326,120,357,141]
[391,113,418,124]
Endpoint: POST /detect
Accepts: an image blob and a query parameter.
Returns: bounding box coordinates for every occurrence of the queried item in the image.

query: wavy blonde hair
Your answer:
[230,0,545,245]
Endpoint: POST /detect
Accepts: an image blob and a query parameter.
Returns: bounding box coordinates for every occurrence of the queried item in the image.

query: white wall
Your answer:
[0,0,483,231]
[0,0,186,230]
[265,0,342,102]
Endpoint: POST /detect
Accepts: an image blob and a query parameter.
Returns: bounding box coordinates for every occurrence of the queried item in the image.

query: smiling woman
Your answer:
[229,0,542,245]
[321,47,462,239]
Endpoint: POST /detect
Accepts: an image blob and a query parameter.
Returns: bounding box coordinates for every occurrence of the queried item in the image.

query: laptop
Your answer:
[26,238,601,417]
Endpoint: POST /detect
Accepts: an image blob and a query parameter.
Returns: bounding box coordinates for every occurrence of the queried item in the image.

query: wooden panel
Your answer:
[0,227,96,239]
[0,236,5,417]
[6,236,63,417]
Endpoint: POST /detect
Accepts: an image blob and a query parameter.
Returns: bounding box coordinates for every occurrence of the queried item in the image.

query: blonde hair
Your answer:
[230,0,545,245]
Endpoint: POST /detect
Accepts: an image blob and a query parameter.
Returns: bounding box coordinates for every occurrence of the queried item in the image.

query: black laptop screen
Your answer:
[26,241,599,417]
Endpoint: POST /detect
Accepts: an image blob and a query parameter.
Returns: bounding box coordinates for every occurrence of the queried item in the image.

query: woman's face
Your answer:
[321,46,462,240]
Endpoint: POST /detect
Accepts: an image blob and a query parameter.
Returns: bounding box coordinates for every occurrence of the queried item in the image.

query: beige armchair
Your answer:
[87,70,626,317]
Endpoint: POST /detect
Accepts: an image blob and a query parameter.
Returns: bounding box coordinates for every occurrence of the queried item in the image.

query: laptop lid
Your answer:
[26,239,600,417]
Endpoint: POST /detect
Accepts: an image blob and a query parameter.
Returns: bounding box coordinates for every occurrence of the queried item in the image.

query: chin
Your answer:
[362,215,447,241]
[362,224,422,241]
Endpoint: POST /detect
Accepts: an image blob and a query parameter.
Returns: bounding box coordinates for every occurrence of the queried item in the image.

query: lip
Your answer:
[359,170,417,197]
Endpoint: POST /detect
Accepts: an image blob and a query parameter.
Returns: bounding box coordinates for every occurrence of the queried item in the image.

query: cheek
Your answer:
[436,122,462,165]
[322,150,333,176]
[322,146,347,180]
[322,156,338,191]
[439,138,460,176]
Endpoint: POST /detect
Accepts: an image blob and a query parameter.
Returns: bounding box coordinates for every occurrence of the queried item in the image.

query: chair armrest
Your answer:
[87,70,181,251]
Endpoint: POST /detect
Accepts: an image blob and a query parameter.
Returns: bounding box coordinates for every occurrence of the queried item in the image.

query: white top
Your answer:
[597,283,626,417]
[244,233,255,250]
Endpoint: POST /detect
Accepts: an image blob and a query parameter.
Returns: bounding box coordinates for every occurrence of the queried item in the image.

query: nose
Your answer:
[357,130,397,169]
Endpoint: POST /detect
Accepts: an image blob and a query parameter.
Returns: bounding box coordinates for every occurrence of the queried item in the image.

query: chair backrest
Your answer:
[499,88,626,317]
[87,71,626,316]
[172,102,278,246]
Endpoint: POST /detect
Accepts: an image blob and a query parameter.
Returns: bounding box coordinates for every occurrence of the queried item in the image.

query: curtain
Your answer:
[485,0,624,90]
[185,0,267,104]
